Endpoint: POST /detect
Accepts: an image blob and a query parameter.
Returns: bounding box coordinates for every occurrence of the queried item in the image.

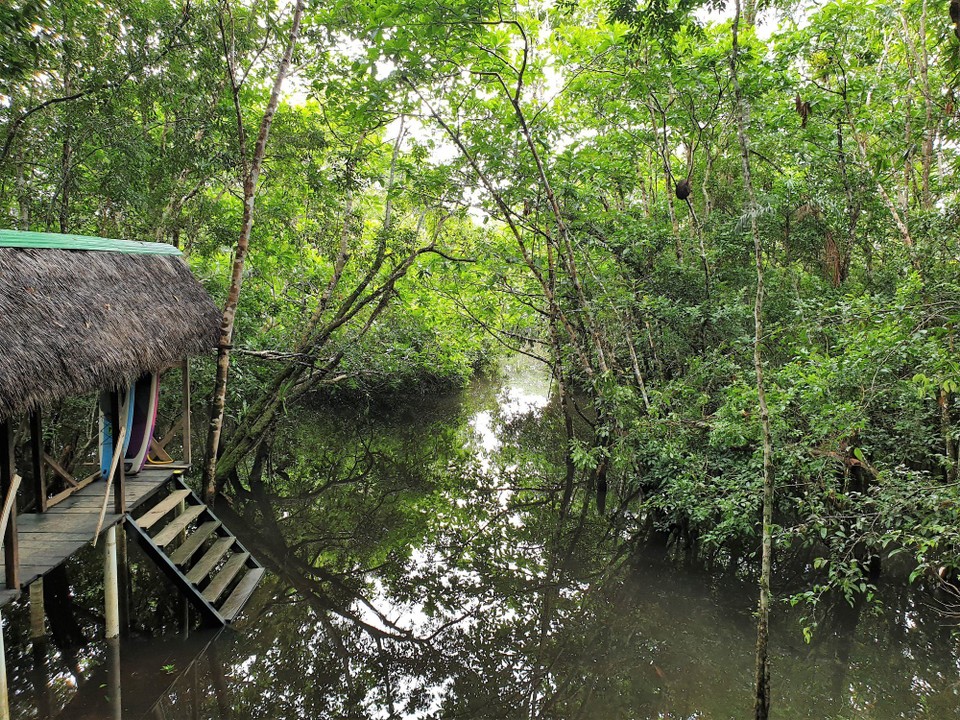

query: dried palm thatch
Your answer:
[0,247,219,422]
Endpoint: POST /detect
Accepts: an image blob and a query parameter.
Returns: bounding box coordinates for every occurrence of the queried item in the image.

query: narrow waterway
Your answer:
[5,355,960,718]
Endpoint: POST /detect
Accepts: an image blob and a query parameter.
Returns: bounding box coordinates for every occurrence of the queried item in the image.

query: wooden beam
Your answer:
[155,416,184,452]
[46,472,98,508]
[43,453,77,487]
[109,392,126,516]
[0,422,19,590]
[149,437,175,463]
[29,411,46,513]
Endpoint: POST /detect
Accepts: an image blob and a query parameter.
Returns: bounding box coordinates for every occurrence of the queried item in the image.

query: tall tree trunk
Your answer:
[58,133,71,233]
[835,119,858,284]
[203,0,306,502]
[900,0,936,210]
[728,4,776,718]
[647,100,682,260]
[13,92,29,231]
[58,9,73,233]
[938,389,957,482]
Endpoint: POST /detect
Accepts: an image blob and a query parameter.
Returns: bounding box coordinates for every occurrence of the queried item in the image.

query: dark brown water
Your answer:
[5,356,960,718]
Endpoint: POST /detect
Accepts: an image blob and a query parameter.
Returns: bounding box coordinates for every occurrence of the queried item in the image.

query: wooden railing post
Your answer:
[0,422,19,590]
[29,411,46,513]
[109,391,126,515]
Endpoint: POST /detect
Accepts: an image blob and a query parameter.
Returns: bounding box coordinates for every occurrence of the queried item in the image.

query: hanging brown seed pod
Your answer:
[795,94,811,128]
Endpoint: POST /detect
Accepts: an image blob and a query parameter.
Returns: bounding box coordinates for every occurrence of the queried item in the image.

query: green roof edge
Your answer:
[0,229,182,256]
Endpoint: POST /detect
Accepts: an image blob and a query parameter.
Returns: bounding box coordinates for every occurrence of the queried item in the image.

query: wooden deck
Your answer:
[0,467,179,606]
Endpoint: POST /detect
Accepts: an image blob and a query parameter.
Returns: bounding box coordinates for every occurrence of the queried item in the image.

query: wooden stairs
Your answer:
[125,478,264,625]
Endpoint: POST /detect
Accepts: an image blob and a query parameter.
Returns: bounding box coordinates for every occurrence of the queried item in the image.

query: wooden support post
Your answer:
[0,609,8,720]
[29,579,44,639]
[0,423,18,590]
[29,579,50,718]
[107,636,121,720]
[29,411,46,513]
[109,391,126,515]
[191,662,200,720]
[182,359,192,467]
[117,524,130,637]
[30,637,49,720]
[105,525,120,640]
[180,593,190,641]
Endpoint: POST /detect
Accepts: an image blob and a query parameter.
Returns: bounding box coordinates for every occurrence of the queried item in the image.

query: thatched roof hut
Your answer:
[0,230,220,422]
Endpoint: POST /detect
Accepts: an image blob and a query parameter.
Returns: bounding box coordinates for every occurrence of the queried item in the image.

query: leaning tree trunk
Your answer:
[203,0,306,503]
[728,4,776,718]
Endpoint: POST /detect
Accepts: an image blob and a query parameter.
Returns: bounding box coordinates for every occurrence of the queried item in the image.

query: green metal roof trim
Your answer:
[0,229,182,256]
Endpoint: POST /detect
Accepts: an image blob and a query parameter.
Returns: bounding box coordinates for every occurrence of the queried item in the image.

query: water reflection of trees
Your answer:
[2,380,958,717]
[185,392,960,719]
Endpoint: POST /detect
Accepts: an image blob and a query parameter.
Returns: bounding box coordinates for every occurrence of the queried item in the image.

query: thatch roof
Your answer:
[0,234,220,422]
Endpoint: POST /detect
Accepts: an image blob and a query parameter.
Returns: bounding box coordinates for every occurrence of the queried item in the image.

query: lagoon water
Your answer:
[5,355,960,718]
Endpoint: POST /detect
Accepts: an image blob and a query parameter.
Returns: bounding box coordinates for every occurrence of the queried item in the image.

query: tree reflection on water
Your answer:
[6,364,960,718]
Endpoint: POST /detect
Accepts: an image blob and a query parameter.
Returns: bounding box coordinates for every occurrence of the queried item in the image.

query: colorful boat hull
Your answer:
[98,386,135,479]
[125,372,160,474]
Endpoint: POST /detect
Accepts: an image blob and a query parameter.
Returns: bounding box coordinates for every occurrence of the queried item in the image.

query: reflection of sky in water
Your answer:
[352,357,554,717]
[470,356,551,472]
[360,547,514,720]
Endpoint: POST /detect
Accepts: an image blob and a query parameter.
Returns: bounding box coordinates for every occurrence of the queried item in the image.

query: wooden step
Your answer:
[137,489,191,530]
[185,538,234,584]
[169,521,222,566]
[202,552,249,603]
[125,477,264,626]
[153,505,205,547]
[220,567,265,622]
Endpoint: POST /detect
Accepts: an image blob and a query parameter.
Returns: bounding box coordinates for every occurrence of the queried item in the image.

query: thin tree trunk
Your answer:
[647,101,682,260]
[60,9,74,233]
[728,4,776,718]
[203,0,306,502]
[939,389,957,483]
[900,0,936,209]
[835,119,858,284]
[14,118,29,230]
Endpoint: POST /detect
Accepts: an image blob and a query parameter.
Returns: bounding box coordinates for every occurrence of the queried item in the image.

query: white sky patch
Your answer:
[497,355,552,417]
[696,4,781,40]
[469,356,551,471]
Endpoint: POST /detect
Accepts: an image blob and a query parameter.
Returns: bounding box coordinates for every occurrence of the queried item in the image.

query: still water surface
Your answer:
[5,356,960,718]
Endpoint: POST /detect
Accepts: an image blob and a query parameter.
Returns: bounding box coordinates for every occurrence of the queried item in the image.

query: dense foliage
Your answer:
[2,0,960,645]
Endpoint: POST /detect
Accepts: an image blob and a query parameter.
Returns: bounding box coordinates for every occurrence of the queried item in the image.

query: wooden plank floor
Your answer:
[0,467,180,603]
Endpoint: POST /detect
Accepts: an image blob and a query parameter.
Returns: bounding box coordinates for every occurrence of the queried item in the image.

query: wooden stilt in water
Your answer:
[30,578,51,718]
[105,525,120,639]
[0,422,19,590]
[0,609,9,720]
[180,589,191,641]
[107,636,121,720]
[30,578,44,638]
[31,640,50,719]
[117,525,130,637]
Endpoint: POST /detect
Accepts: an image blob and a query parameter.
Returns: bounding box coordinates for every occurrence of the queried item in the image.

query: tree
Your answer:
[202,0,306,502]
